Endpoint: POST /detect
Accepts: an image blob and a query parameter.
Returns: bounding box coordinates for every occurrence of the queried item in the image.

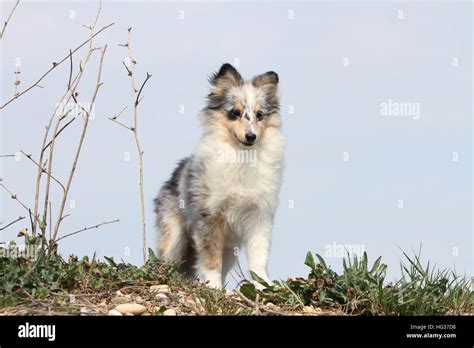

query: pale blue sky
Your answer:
[0,0,472,284]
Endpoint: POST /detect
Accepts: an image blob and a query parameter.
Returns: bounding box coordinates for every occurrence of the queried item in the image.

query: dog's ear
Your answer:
[209,63,243,88]
[252,71,279,88]
[206,64,242,109]
[252,71,280,114]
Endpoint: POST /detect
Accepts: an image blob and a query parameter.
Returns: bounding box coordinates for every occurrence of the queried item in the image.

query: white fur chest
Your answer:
[196,131,284,221]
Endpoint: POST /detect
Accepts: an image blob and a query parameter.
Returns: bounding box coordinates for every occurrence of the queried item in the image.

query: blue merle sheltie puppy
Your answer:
[154,63,284,288]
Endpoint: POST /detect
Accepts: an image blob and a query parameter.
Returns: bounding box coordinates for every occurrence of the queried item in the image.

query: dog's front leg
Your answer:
[245,220,272,289]
[193,216,225,289]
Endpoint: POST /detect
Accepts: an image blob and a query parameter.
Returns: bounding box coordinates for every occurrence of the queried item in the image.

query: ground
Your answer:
[0,242,472,316]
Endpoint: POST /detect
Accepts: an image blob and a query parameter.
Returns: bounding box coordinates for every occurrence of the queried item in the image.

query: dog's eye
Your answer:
[228,109,241,120]
[256,111,264,121]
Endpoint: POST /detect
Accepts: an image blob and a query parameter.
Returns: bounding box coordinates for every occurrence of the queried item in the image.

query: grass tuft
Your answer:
[243,250,472,316]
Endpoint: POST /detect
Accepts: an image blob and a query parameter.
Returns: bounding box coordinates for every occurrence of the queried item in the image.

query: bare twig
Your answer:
[0,216,25,231]
[0,180,34,232]
[0,180,30,213]
[67,49,73,90]
[41,0,104,235]
[0,0,20,40]
[127,28,149,264]
[108,117,132,131]
[108,106,131,130]
[20,150,66,192]
[51,44,108,242]
[111,27,151,263]
[232,289,285,316]
[0,22,114,109]
[0,154,15,158]
[56,219,119,242]
[135,72,152,106]
[110,106,127,120]
[42,117,76,151]
[122,61,132,76]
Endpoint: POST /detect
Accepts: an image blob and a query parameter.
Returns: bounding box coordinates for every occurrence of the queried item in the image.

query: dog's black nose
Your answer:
[245,133,257,143]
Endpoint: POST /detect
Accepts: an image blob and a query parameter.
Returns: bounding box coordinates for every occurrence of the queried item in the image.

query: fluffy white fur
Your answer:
[155,64,284,289]
[195,126,284,287]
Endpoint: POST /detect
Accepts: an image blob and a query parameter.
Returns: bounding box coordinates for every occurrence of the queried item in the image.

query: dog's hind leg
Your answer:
[157,212,185,261]
[155,158,197,278]
[157,211,196,278]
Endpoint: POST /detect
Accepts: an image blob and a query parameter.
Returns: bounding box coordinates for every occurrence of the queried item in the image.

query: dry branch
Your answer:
[20,150,66,192]
[42,117,76,151]
[1,1,119,259]
[0,22,114,109]
[0,179,33,231]
[0,216,25,231]
[0,0,20,40]
[56,219,119,242]
[110,27,151,263]
[0,180,31,214]
[51,44,108,242]
[40,0,105,235]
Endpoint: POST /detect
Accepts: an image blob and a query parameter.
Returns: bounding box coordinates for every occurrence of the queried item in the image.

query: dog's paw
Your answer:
[205,279,222,290]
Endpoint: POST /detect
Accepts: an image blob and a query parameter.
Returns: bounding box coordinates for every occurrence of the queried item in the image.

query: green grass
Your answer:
[0,236,178,308]
[0,235,472,315]
[241,250,472,315]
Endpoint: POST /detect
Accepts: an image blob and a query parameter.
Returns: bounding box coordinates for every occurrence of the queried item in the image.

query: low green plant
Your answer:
[242,250,472,316]
[0,234,180,307]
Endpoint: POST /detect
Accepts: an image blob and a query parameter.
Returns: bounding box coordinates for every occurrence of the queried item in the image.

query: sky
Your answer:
[0,0,472,285]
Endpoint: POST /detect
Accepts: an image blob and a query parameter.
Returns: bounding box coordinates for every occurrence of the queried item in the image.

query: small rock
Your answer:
[69,294,76,304]
[107,309,123,316]
[155,293,171,305]
[150,285,170,294]
[115,290,131,298]
[163,308,176,316]
[303,306,318,315]
[115,303,147,316]
[111,296,131,305]
[80,307,92,315]
[135,296,144,304]
[266,302,276,308]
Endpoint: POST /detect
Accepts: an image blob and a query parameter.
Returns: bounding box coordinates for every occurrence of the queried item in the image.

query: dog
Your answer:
[154,63,284,288]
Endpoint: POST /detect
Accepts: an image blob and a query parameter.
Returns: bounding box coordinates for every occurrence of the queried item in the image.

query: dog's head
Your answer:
[201,63,281,147]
